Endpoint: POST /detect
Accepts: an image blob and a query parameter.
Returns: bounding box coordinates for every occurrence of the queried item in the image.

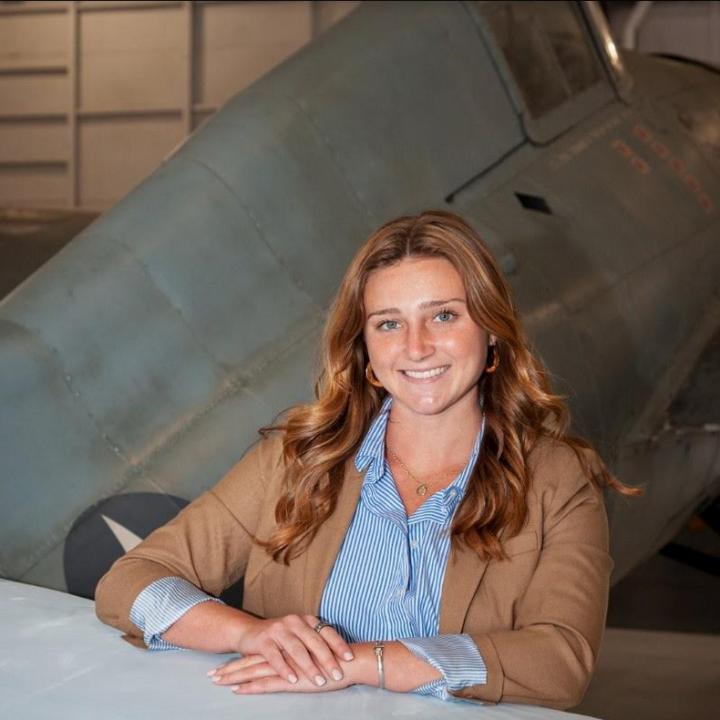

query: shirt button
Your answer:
[410,540,419,549]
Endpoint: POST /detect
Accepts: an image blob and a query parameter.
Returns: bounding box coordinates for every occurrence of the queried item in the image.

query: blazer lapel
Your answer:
[302,457,364,614]
[439,542,490,634]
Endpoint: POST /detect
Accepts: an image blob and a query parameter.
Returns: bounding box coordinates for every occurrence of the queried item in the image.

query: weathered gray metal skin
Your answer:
[0,2,718,591]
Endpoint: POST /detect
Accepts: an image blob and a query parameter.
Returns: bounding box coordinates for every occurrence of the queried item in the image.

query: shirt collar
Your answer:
[354,394,393,483]
[354,394,486,506]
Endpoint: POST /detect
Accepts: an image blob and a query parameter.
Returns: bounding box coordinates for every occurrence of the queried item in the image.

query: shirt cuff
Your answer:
[129,576,224,650]
[400,634,487,700]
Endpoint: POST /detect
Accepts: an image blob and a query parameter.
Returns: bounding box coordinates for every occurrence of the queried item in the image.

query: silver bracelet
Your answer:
[373,641,385,689]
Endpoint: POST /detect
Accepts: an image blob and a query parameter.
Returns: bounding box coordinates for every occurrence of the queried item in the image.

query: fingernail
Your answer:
[206,669,217,677]
[344,652,354,661]
[288,673,298,684]
[230,685,240,692]
[332,669,343,681]
[212,676,222,683]
[315,675,326,686]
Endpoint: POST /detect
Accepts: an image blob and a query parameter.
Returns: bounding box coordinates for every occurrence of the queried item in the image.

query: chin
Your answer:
[394,394,451,415]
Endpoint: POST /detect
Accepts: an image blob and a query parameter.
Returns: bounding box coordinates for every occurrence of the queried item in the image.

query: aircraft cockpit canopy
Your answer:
[472,1,631,142]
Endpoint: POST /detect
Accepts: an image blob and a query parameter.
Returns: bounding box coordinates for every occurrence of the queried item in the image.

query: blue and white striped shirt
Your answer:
[130,395,487,699]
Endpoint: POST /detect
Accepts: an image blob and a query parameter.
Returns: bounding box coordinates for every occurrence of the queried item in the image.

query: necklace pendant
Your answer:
[416,484,427,496]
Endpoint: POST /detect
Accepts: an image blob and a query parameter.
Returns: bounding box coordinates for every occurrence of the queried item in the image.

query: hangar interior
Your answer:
[1,3,719,720]
[0,0,358,209]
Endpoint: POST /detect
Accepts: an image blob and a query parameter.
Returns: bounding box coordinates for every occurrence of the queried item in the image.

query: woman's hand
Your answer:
[233,614,354,687]
[209,641,441,695]
[208,652,355,695]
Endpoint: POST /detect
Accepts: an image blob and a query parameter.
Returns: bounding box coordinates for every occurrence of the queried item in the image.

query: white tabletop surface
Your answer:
[0,579,599,719]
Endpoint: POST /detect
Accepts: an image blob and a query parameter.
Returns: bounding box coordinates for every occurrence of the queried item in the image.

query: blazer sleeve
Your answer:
[453,442,613,710]
[94,433,283,643]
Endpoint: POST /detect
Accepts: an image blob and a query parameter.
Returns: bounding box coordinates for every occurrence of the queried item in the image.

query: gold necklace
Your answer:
[387,447,464,496]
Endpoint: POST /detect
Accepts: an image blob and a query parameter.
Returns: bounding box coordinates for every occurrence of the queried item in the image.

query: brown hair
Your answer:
[259,210,639,563]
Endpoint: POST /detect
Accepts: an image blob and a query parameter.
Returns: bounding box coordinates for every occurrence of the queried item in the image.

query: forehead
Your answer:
[363,256,465,308]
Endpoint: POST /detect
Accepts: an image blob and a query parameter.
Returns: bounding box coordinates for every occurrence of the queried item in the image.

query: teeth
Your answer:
[403,366,448,379]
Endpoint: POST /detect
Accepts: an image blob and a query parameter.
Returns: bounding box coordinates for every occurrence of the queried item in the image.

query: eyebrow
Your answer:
[366,298,466,319]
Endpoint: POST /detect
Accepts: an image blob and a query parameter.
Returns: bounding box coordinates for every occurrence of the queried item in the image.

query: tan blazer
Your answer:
[95,433,612,710]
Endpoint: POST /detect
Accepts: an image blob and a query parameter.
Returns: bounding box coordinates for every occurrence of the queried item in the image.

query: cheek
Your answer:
[363,330,382,361]
[365,332,399,366]
[444,328,486,365]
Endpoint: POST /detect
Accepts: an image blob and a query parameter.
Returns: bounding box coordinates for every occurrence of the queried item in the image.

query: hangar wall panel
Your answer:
[0,167,67,208]
[0,10,69,69]
[0,122,67,164]
[0,74,68,116]
[0,0,360,211]
[79,6,186,113]
[195,1,312,109]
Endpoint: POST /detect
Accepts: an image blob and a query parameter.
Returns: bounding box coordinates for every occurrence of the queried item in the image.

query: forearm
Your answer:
[461,623,600,708]
[346,641,442,692]
[161,600,259,654]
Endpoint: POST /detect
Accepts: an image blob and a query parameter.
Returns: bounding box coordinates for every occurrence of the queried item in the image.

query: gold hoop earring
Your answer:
[485,345,500,374]
[365,362,384,388]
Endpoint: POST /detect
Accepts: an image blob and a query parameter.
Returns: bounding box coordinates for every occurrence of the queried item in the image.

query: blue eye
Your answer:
[434,310,458,322]
[377,320,400,331]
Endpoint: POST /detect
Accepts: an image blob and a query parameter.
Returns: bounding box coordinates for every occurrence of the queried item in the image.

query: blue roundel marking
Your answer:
[63,493,188,600]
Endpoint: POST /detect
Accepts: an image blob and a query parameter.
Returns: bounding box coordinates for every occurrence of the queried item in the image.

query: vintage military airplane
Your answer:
[1,1,718,602]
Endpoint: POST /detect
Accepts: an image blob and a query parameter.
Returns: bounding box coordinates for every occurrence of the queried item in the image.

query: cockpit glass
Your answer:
[478,1,604,118]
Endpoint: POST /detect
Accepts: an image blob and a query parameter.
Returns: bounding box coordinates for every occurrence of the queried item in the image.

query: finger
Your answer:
[260,640,299,685]
[207,655,242,677]
[212,662,279,685]
[294,621,344,681]
[232,676,311,695]
[218,654,266,670]
[232,677,286,695]
[305,616,354,662]
[209,655,266,678]
[276,631,328,687]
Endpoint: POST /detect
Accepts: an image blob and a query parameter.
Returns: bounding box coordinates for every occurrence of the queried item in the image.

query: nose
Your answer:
[405,321,433,362]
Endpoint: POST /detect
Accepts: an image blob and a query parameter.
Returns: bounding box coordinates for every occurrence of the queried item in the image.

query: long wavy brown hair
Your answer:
[259,210,639,563]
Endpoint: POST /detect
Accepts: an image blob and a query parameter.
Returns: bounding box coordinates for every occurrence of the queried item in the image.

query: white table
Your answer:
[0,579,598,719]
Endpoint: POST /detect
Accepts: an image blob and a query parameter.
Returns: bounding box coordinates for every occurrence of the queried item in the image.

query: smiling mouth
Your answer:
[401,365,450,379]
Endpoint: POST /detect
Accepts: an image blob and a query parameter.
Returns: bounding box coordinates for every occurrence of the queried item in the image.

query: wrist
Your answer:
[342,642,379,687]
[227,609,261,653]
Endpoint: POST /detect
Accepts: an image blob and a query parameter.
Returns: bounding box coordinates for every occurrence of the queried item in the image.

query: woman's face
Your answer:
[363,256,491,419]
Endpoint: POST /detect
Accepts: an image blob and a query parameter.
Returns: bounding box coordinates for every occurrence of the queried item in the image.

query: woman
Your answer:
[95,210,637,708]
